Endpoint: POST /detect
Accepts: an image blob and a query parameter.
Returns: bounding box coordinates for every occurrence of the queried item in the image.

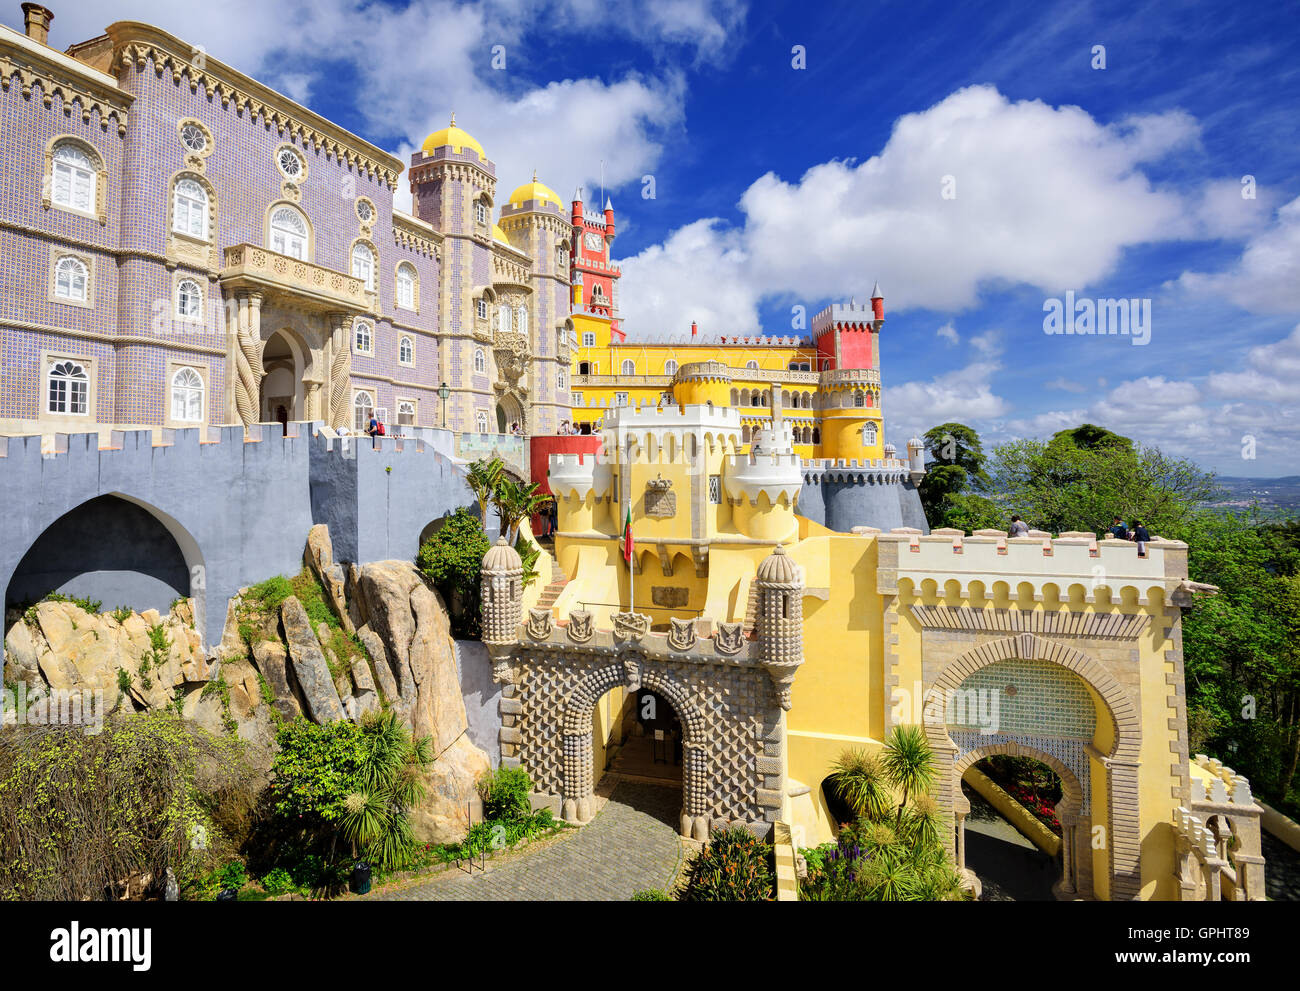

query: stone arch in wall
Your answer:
[926,632,1143,900]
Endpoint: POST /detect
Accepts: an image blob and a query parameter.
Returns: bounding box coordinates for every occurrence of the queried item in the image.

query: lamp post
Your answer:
[438,381,450,429]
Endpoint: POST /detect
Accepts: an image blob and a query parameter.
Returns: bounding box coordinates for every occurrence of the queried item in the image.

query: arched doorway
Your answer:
[5,494,196,619]
[495,392,524,436]
[260,328,306,423]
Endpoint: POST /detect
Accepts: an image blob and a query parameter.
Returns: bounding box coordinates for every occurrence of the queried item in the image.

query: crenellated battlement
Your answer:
[547,452,612,499]
[1191,754,1256,807]
[724,450,804,506]
[874,526,1189,604]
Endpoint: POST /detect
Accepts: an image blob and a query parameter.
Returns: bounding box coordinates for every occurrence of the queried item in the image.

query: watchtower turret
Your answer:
[755,543,805,710]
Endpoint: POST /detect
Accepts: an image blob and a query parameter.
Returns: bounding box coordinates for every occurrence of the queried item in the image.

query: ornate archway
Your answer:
[925,632,1143,900]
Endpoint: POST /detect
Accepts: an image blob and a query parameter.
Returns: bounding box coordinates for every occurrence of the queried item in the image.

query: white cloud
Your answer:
[1046,377,1088,394]
[936,321,959,345]
[1177,196,1300,314]
[621,85,1202,337]
[1208,324,1300,402]
[886,360,1010,446]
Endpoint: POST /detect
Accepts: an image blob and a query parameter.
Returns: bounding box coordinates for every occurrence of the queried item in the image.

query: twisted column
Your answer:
[328,312,352,429]
[233,292,264,426]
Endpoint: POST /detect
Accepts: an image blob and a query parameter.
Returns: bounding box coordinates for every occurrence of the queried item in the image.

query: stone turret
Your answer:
[755,543,804,709]
[907,435,926,484]
[480,537,522,659]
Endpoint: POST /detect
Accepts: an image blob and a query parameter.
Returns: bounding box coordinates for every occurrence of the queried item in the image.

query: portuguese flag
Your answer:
[623,505,633,563]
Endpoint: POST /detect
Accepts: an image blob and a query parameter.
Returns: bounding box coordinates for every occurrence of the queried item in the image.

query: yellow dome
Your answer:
[421,113,486,161]
[492,223,510,244]
[508,176,561,209]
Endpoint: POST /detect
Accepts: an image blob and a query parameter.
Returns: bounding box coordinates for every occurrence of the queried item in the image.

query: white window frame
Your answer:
[516,305,528,337]
[708,474,722,504]
[474,348,486,374]
[745,360,759,370]
[397,399,416,427]
[476,298,489,320]
[621,359,635,376]
[172,178,209,240]
[170,366,205,423]
[47,359,89,416]
[863,421,878,445]
[53,255,89,303]
[353,390,375,434]
[176,278,203,320]
[353,320,373,355]
[664,359,678,376]
[351,242,376,292]
[395,263,416,310]
[51,143,95,213]
[572,391,584,407]
[614,392,629,407]
[399,335,414,366]
[582,331,596,347]
[474,201,488,225]
[475,409,489,433]
[269,205,309,259]
[557,369,567,389]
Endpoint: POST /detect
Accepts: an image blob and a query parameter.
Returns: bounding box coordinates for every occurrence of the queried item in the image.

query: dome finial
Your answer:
[450,110,456,127]
[532,168,538,182]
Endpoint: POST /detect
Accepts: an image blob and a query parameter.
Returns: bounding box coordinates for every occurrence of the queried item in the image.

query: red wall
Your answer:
[839,325,874,369]
[529,434,603,535]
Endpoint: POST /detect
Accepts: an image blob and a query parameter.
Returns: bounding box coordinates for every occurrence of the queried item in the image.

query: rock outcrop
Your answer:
[279,596,345,724]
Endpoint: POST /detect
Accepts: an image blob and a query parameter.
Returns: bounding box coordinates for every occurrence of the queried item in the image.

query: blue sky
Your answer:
[16,0,1300,474]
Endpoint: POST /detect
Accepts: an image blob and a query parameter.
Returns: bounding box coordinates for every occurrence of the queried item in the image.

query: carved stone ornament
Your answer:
[668,616,697,651]
[623,657,642,691]
[526,607,552,640]
[647,473,672,491]
[567,609,594,644]
[713,621,745,656]
[612,611,650,642]
[491,657,514,685]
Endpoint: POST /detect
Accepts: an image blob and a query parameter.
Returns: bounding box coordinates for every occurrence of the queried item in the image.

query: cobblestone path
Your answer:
[375,780,686,901]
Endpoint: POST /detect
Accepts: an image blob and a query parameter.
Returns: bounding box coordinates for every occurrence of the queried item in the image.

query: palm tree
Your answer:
[830,749,892,822]
[880,724,936,832]
[466,456,504,531]
[340,711,433,870]
[492,478,554,546]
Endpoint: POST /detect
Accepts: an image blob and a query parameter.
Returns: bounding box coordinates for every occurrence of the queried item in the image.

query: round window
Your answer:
[277,147,304,179]
[357,198,375,223]
[181,123,207,153]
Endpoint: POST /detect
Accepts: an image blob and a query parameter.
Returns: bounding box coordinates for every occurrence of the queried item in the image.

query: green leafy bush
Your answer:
[679,827,774,902]
[259,867,296,895]
[479,765,533,821]
[417,507,490,638]
[216,859,247,891]
[631,888,671,901]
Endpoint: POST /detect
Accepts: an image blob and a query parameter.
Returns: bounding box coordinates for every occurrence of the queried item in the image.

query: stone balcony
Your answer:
[220,245,371,314]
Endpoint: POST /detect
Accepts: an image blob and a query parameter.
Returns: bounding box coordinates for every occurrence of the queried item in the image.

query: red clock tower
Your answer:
[570,187,623,341]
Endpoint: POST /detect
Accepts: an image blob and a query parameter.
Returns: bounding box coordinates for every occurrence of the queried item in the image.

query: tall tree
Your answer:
[918,423,1000,530]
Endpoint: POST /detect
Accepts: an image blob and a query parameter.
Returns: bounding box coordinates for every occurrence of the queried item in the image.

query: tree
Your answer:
[417,507,490,637]
[918,423,1000,529]
[880,724,936,832]
[1049,423,1133,452]
[492,477,553,546]
[466,457,505,530]
[340,711,432,870]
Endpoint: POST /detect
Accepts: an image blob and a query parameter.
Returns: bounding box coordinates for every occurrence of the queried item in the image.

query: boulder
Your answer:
[4,619,43,688]
[350,658,379,716]
[251,639,301,721]
[305,525,355,634]
[279,597,344,723]
[408,583,470,753]
[356,625,400,706]
[356,562,421,704]
[409,732,491,845]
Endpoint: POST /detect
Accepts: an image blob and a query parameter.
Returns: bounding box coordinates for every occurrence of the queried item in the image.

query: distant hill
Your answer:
[1207,476,1300,518]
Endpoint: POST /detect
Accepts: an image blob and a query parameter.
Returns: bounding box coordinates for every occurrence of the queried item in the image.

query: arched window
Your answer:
[557,243,568,269]
[176,278,203,319]
[854,389,865,408]
[621,359,635,376]
[475,409,489,433]
[474,348,486,374]
[395,262,416,309]
[54,256,88,302]
[665,359,678,376]
[51,143,95,212]
[498,305,512,335]
[48,360,88,415]
[171,367,204,422]
[173,178,208,239]
[558,369,567,389]
[578,361,590,375]
[269,205,308,259]
[812,427,821,445]
[863,421,878,445]
[353,391,374,434]
[746,360,759,370]
[351,243,375,291]
[397,400,415,426]
[476,298,488,320]
[516,305,528,337]
[354,320,372,353]
[474,200,488,226]
[399,335,414,365]
[742,425,751,443]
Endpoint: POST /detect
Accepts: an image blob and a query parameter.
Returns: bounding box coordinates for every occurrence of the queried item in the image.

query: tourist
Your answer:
[367,413,380,449]
[1109,516,1129,540]
[1009,515,1030,538]
[1130,519,1151,558]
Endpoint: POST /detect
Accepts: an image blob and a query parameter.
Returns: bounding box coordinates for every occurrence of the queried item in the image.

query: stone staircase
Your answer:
[536,559,568,613]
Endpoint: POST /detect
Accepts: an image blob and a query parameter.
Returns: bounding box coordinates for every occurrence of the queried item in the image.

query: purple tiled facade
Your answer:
[0,14,574,441]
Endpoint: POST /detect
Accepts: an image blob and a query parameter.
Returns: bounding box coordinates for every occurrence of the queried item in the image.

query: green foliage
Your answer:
[215,859,247,891]
[238,621,260,648]
[245,575,294,613]
[268,718,369,824]
[466,456,505,529]
[478,764,533,821]
[41,590,104,614]
[516,534,542,590]
[259,867,296,895]
[880,724,935,830]
[117,667,131,693]
[631,888,671,901]
[918,423,991,527]
[680,826,774,901]
[111,606,133,625]
[492,477,554,545]
[417,507,490,638]
[201,676,237,736]
[0,716,252,900]
[829,749,892,822]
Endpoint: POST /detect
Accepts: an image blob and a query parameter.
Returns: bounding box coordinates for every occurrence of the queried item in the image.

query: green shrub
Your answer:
[479,765,533,821]
[632,888,671,901]
[42,591,103,614]
[111,606,132,625]
[417,507,489,638]
[216,859,247,891]
[116,668,131,693]
[245,575,294,612]
[680,827,774,902]
[259,867,296,895]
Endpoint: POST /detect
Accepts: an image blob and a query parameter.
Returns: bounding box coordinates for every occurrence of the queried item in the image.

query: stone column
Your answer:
[682,738,710,840]
[1107,758,1144,900]
[233,292,259,426]
[956,812,967,870]
[562,730,595,824]
[1059,819,1076,894]
[328,312,352,430]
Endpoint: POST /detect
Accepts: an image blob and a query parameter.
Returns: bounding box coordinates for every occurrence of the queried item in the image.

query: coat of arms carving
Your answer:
[612,611,650,642]
[713,621,744,656]
[526,607,552,640]
[668,616,697,651]
[567,609,593,644]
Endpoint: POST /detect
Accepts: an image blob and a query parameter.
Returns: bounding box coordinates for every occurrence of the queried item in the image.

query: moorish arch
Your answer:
[558,658,711,837]
[925,632,1143,900]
